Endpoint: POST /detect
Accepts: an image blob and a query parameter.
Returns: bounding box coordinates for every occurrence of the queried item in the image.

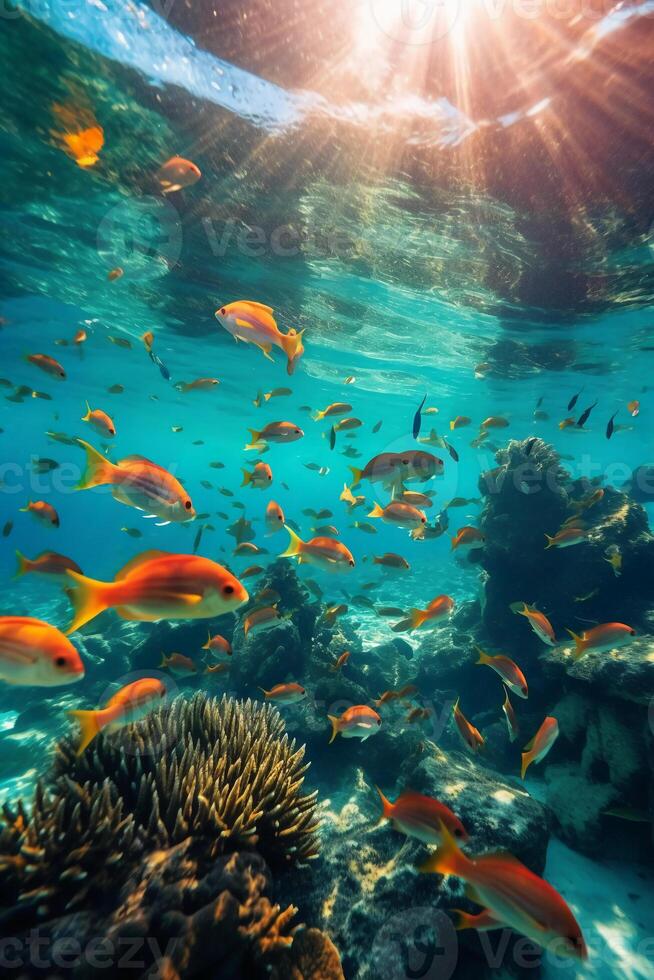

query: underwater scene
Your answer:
[1,1,654,977]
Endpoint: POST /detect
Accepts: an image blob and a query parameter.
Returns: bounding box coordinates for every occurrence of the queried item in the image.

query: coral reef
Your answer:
[478,437,654,651]
[0,693,325,976]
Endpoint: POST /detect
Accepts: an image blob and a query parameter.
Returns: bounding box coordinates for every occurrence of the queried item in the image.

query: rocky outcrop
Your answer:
[281,744,551,979]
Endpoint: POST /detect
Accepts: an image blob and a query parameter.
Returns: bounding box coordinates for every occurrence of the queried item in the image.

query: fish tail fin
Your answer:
[264,391,272,402]
[279,525,304,558]
[566,628,586,658]
[240,468,252,487]
[312,409,326,422]
[279,328,304,375]
[544,534,555,549]
[65,569,114,634]
[475,647,490,665]
[450,909,476,932]
[159,654,169,668]
[418,820,470,878]
[368,503,384,519]
[348,466,363,488]
[76,439,116,490]
[18,503,30,513]
[409,608,428,629]
[449,421,456,431]
[328,715,340,744]
[81,400,91,421]
[374,785,393,822]
[340,483,355,504]
[520,750,533,780]
[246,428,261,449]
[258,687,270,698]
[67,709,103,755]
[201,632,211,650]
[14,550,28,578]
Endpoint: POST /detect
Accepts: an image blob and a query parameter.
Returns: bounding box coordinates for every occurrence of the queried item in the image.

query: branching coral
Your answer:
[0,694,320,929]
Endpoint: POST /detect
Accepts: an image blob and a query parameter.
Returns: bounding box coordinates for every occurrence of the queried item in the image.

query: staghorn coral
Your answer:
[0,694,320,930]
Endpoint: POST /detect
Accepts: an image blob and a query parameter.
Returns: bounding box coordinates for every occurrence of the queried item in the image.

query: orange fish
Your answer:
[475,648,528,699]
[451,526,485,552]
[20,500,59,528]
[323,604,348,626]
[68,677,166,754]
[521,716,559,778]
[420,821,586,958]
[280,526,355,571]
[155,155,201,193]
[215,300,305,375]
[392,594,454,632]
[406,707,431,724]
[453,698,484,752]
[243,605,282,637]
[502,686,519,742]
[566,622,635,658]
[178,378,220,393]
[368,501,427,530]
[52,103,104,167]
[0,617,84,686]
[241,462,273,489]
[107,267,123,282]
[241,565,265,579]
[558,417,576,430]
[141,331,155,352]
[373,552,410,571]
[544,527,589,549]
[160,652,197,675]
[334,417,362,431]
[266,500,284,537]
[330,650,350,672]
[328,705,381,743]
[82,402,116,437]
[202,632,232,657]
[375,787,468,844]
[395,490,432,508]
[259,682,306,704]
[206,662,230,675]
[76,440,195,525]
[450,416,471,430]
[74,329,87,345]
[65,551,248,633]
[480,416,509,429]
[340,484,366,508]
[15,549,82,580]
[515,603,556,645]
[313,402,352,422]
[26,353,65,379]
[627,400,640,417]
[246,421,303,449]
[349,451,443,489]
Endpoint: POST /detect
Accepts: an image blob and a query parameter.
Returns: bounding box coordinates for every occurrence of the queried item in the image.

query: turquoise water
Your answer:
[1,3,654,979]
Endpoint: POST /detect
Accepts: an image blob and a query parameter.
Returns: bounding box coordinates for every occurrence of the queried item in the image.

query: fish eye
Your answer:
[55,656,67,668]
[349,559,355,566]
[421,516,426,523]
[630,629,636,635]
[376,718,381,725]
[454,828,463,838]
[184,500,192,510]
[223,584,235,596]
[522,687,528,696]
[219,307,226,315]
[402,458,409,465]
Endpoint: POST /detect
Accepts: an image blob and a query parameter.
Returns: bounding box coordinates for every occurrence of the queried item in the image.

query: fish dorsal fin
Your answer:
[240,301,274,314]
[118,454,163,471]
[115,550,171,580]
